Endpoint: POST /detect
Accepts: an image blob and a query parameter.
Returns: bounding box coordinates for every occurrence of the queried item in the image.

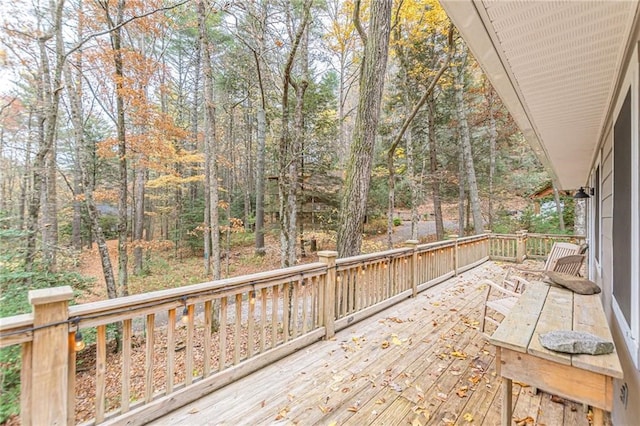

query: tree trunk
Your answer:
[458,145,466,235]
[254,107,266,255]
[454,60,484,234]
[277,0,311,267]
[133,160,145,275]
[26,0,65,273]
[427,96,444,240]
[553,184,565,231]
[63,8,118,299]
[253,1,268,256]
[112,0,129,297]
[199,0,220,280]
[337,0,392,257]
[487,85,497,231]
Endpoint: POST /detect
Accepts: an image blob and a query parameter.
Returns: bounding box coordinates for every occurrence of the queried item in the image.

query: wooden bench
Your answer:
[488,281,623,425]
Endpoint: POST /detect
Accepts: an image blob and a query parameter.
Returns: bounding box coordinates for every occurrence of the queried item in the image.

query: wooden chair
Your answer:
[479,277,529,335]
[552,254,585,276]
[505,242,581,281]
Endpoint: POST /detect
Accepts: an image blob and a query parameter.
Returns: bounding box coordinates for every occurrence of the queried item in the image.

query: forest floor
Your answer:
[76,219,457,304]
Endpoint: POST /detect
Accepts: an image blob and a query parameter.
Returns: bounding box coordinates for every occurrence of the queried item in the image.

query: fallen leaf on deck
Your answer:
[275,406,290,420]
[347,406,359,412]
[436,392,448,401]
[463,412,474,422]
[412,405,431,421]
[391,335,402,345]
[387,316,404,323]
[375,398,386,404]
[327,422,337,426]
[468,374,481,384]
[188,408,199,414]
[456,386,468,398]
[513,381,529,387]
[318,405,332,414]
[411,418,423,426]
[450,350,467,359]
[550,395,565,404]
[514,416,534,425]
[381,340,390,349]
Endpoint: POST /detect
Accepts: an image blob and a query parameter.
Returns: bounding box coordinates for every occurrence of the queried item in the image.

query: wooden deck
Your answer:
[150,262,597,426]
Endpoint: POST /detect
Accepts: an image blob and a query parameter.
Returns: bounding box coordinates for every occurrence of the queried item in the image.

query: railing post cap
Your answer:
[405,239,419,246]
[317,250,338,258]
[28,286,74,305]
[448,234,459,239]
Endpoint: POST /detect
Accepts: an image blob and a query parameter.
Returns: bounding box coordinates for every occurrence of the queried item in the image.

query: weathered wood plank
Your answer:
[489,282,548,353]
[572,294,623,378]
[527,286,573,365]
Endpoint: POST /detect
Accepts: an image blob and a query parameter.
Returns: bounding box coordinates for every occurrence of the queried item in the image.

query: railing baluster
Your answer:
[219,296,227,370]
[166,309,175,392]
[185,305,194,385]
[203,300,212,376]
[271,286,278,348]
[145,314,155,402]
[292,280,299,339]
[302,279,308,334]
[283,283,290,342]
[234,294,242,365]
[260,287,267,353]
[248,291,255,357]
[122,318,132,412]
[95,324,106,423]
[21,342,32,426]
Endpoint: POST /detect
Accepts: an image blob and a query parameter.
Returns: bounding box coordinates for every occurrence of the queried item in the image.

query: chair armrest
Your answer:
[503,276,530,293]
[479,279,521,298]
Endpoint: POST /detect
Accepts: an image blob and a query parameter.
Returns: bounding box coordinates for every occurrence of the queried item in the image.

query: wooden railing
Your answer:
[490,231,586,263]
[0,232,564,425]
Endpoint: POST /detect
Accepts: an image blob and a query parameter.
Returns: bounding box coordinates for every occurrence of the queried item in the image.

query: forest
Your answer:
[0,0,569,313]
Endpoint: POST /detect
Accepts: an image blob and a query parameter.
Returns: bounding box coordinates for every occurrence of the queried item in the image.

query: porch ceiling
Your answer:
[440,0,639,189]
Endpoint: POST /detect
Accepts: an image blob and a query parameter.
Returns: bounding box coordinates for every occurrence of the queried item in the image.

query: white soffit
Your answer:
[441,0,639,189]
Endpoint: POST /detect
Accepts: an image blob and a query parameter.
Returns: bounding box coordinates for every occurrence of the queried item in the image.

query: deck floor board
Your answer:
[151,262,602,426]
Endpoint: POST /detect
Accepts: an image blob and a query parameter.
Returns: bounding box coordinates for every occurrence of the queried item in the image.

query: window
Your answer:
[613,90,632,325]
[611,47,639,368]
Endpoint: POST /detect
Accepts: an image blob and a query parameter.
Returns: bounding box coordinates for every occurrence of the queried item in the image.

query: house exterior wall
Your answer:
[590,40,640,426]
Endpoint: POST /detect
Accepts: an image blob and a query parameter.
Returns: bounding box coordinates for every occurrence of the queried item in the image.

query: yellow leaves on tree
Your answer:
[391,0,452,85]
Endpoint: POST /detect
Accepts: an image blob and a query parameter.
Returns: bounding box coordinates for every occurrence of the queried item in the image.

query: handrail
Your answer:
[0,232,570,425]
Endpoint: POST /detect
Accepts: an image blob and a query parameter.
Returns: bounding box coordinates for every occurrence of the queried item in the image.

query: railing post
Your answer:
[516,230,527,263]
[484,231,492,259]
[449,234,459,276]
[28,286,73,426]
[405,240,419,297]
[318,251,337,339]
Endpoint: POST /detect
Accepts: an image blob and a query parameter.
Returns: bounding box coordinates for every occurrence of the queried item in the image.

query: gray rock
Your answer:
[538,330,614,355]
